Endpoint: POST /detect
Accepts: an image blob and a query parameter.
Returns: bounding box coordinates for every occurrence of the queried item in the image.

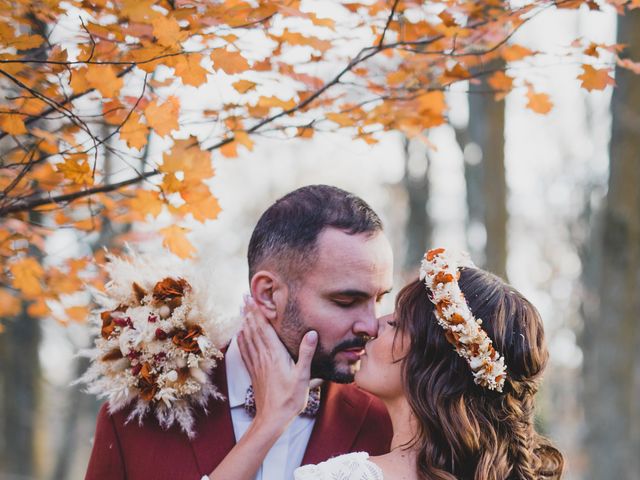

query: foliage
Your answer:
[0,0,637,324]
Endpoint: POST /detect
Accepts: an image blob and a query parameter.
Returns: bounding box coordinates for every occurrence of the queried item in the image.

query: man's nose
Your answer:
[352,303,378,338]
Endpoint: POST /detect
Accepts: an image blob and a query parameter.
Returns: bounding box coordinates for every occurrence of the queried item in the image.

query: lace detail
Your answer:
[294,452,384,480]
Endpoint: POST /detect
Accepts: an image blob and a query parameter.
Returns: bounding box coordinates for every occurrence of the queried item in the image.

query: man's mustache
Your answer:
[330,336,370,356]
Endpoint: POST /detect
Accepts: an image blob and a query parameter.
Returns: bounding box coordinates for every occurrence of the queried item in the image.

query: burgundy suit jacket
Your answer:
[85,355,392,479]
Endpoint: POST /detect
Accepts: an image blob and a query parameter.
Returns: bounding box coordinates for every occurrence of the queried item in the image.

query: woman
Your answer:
[207,248,563,480]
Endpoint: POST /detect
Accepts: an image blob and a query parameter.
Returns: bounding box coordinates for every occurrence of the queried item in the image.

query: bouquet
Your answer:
[76,251,238,438]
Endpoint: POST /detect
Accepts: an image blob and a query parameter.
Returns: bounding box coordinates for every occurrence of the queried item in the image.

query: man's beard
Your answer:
[280,295,369,384]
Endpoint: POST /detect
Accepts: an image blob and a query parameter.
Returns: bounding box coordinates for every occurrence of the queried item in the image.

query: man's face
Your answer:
[275,228,394,383]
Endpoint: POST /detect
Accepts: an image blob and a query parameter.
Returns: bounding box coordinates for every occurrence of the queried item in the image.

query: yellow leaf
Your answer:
[179,183,221,222]
[152,16,184,47]
[220,140,238,158]
[69,66,90,94]
[10,257,44,298]
[145,96,180,136]
[211,48,250,74]
[160,225,196,258]
[55,155,94,185]
[161,172,182,193]
[502,44,534,62]
[128,189,164,218]
[85,64,123,98]
[578,65,615,91]
[161,138,214,182]
[487,71,514,100]
[0,289,21,317]
[234,131,253,151]
[526,87,553,114]
[326,112,355,127]
[232,79,257,93]
[174,54,209,87]
[120,111,149,150]
[257,96,296,110]
[12,34,44,50]
[0,112,27,135]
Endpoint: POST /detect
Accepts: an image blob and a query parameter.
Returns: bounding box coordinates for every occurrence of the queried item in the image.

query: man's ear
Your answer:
[250,270,287,323]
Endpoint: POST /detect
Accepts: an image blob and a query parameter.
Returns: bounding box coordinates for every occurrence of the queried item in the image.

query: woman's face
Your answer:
[355,313,409,401]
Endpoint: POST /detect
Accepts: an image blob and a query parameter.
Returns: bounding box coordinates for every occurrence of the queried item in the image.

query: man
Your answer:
[85,185,394,479]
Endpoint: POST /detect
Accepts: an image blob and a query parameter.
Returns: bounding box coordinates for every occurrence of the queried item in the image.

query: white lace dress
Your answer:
[294,452,384,480]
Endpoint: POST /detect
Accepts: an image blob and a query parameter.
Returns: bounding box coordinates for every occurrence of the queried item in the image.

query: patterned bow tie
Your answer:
[244,385,322,418]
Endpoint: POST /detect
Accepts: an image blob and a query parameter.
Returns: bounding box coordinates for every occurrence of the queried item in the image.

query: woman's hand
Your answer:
[237,297,318,429]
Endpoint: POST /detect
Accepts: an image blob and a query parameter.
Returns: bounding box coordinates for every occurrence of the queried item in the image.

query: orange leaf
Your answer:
[210,48,250,74]
[128,189,164,218]
[0,289,21,317]
[232,79,257,93]
[526,87,553,114]
[220,140,238,158]
[152,16,184,47]
[10,257,44,298]
[502,44,534,62]
[145,96,180,136]
[161,138,214,182]
[120,111,149,150]
[487,71,514,100]
[0,113,27,135]
[66,306,89,322]
[85,64,124,98]
[234,131,253,151]
[160,225,196,258]
[578,65,615,91]
[178,183,221,222]
[326,112,355,127]
[27,298,49,318]
[174,54,209,87]
[55,155,94,185]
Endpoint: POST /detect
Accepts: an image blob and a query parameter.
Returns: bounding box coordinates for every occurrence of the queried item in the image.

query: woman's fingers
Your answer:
[295,330,317,383]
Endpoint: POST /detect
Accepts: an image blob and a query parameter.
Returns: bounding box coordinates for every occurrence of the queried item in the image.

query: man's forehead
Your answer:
[309,228,393,289]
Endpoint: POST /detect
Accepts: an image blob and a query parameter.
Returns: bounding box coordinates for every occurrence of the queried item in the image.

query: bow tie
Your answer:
[244,385,322,418]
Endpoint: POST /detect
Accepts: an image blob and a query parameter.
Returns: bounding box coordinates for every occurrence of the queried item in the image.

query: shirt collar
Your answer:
[225,335,252,408]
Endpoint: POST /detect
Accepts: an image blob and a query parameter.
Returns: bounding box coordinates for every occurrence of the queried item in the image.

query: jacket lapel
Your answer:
[301,382,373,465]
[188,354,237,475]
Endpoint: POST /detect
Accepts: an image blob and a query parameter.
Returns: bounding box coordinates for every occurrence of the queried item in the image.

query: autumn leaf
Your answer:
[220,140,238,158]
[488,71,514,100]
[211,48,250,74]
[502,44,534,62]
[160,225,196,258]
[10,257,44,298]
[179,183,221,222]
[152,16,185,47]
[85,64,124,98]
[120,111,149,150]
[0,289,21,317]
[526,87,553,114]
[66,306,90,322]
[0,113,27,135]
[145,96,180,136]
[232,79,257,93]
[56,155,94,185]
[128,189,164,218]
[27,298,49,318]
[173,54,209,87]
[578,65,615,91]
[160,138,214,182]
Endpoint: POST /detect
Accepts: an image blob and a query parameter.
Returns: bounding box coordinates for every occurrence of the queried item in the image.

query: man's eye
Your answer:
[333,300,355,308]
[387,320,398,328]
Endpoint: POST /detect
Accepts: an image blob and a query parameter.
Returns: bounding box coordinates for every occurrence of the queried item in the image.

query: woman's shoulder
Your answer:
[294,452,384,480]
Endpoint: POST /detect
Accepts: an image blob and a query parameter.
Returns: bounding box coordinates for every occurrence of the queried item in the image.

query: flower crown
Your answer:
[419,248,507,392]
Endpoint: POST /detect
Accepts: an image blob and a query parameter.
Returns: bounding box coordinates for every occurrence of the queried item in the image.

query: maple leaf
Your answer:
[56,155,94,185]
[179,183,222,222]
[233,79,257,93]
[487,71,514,100]
[160,225,196,259]
[0,289,21,317]
[128,189,164,218]
[173,54,209,87]
[85,64,124,98]
[145,96,180,136]
[526,87,553,114]
[120,111,149,150]
[0,113,27,135]
[10,257,44,298]
[578,65,616,91]
[152,16,184,47]
[66,306,89,322]
[161,138,214,182]
[502,44,534,62]
[211,48,250,74]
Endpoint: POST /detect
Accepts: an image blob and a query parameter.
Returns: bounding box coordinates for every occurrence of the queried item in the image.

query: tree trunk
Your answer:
[402,136,432,272]
[582,10,640,480]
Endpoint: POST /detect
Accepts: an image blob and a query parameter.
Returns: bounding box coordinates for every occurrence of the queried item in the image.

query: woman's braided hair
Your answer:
[395,268,563,480]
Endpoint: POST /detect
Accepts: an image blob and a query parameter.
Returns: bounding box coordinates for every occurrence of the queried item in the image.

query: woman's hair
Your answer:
[395,268,563,480]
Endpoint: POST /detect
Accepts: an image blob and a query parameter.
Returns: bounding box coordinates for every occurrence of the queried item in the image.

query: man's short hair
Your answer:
[247,185,383,282]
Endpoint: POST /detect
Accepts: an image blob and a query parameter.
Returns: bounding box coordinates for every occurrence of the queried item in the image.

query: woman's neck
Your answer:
[383,395,419,453]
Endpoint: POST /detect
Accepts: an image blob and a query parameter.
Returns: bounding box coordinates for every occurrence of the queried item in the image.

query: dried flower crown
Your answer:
[419,248,507,392]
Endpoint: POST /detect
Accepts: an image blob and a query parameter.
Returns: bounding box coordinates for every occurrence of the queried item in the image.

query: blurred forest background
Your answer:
[1,1,639,479]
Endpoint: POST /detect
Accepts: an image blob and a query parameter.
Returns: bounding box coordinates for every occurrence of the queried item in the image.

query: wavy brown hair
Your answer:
[396,268,563,480]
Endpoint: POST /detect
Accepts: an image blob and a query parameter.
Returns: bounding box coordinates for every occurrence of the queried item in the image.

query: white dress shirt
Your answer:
[225,336,317,480]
